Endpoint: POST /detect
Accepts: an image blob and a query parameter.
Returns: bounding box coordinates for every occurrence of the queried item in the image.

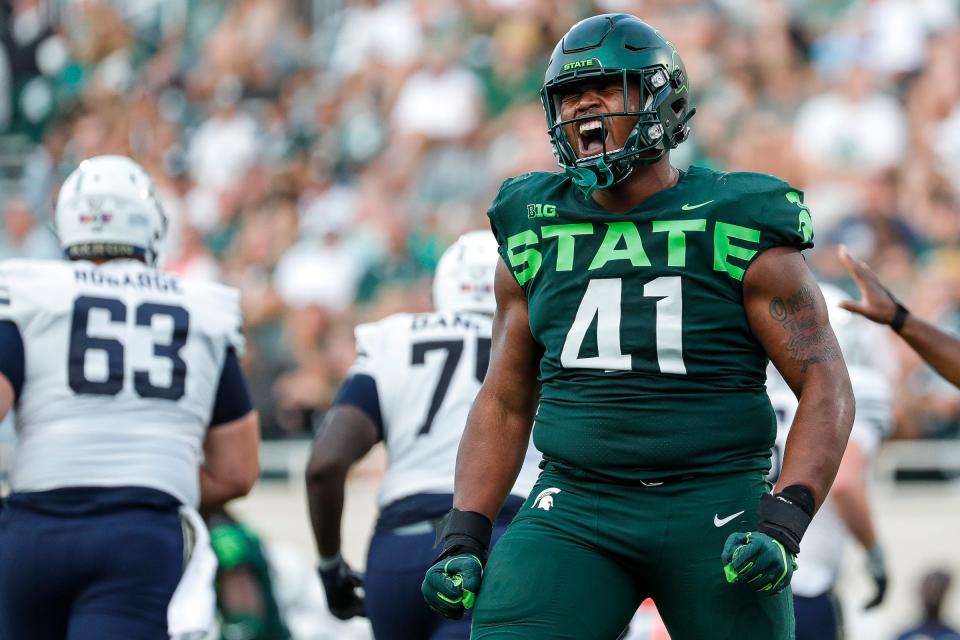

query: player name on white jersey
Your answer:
[410,312,487,332]
[73,266,182,293]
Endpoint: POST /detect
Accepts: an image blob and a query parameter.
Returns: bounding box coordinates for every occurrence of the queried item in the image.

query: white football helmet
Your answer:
[432,231,500,315]
[55,155,167,265]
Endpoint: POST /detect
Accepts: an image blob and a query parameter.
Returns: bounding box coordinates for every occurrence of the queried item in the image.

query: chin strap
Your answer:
[566,156,616,198]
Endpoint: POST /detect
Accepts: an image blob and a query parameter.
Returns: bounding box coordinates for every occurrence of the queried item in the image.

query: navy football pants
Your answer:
[794,592,842,640]
[0,504,183,640]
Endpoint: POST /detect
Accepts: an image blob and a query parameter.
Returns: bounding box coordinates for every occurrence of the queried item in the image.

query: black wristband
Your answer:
[755,485,814,555]
[433,508,493,564]
[890,302,909,334]
[881,285,910,334]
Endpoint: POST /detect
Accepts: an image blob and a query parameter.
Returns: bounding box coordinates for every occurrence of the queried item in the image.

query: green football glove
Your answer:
[722,531,797,594]
[421,554,484,619]
[421,508,492,620]
[722,485,815,595]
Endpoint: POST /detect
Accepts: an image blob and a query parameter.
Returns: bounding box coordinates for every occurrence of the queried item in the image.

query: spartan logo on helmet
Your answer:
[532,487,562,511]
[541,14,696,195]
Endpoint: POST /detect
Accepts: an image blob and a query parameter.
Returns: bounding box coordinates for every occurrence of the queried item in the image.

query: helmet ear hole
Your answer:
[670,68,685,89]
[671,98,687,115]
[673,125,690,144]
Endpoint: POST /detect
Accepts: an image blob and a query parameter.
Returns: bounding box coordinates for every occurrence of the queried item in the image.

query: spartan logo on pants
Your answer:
[532,488,561,511]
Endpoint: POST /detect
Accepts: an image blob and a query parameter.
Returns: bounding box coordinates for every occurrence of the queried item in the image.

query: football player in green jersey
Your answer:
[421,13,855,640]
[208,510,292,640]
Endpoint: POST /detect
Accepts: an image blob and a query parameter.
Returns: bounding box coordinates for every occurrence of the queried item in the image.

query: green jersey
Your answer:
[487,165,814,481]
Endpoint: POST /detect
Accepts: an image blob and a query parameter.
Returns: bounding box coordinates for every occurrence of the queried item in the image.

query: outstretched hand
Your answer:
[836,245,897,325]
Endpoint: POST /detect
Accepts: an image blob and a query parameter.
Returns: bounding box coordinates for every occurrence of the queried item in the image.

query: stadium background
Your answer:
[1,0,959,638]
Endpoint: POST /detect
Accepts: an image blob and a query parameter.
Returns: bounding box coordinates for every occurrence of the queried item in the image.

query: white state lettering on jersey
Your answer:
[351,311,541,508]
[0,259,243,507]
[765,363,892,597]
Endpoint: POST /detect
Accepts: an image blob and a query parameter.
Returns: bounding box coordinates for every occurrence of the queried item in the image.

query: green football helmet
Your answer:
[541,14,695,195]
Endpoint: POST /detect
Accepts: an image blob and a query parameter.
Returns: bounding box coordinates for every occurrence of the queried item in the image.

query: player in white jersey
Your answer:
[305,231,541,639]
[767,282,894,640]
[0,156,260,640]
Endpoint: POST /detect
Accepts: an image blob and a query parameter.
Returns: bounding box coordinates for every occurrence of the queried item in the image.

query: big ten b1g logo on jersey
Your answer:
[408,314,491,436]
[69,295,189,400]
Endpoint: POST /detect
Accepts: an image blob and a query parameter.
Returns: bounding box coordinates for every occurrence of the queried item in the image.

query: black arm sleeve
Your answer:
[0,320,25,400]
[210,348,254,427]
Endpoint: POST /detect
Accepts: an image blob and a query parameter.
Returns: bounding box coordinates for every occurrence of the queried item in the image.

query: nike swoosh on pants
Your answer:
[713,510,745,527]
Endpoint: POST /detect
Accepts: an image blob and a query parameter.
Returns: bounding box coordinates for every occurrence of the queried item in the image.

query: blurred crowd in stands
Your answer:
[1,0,959,440]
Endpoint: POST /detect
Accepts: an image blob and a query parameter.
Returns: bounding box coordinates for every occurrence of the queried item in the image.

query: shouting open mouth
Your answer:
[576,118,624,160]
[577,118,605,158]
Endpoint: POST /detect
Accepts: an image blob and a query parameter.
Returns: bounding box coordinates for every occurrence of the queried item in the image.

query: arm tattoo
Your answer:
[768,286,841,373]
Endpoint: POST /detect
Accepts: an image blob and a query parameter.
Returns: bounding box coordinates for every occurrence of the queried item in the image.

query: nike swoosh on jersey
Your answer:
[713,510,745,527]
[681,200,715,211]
